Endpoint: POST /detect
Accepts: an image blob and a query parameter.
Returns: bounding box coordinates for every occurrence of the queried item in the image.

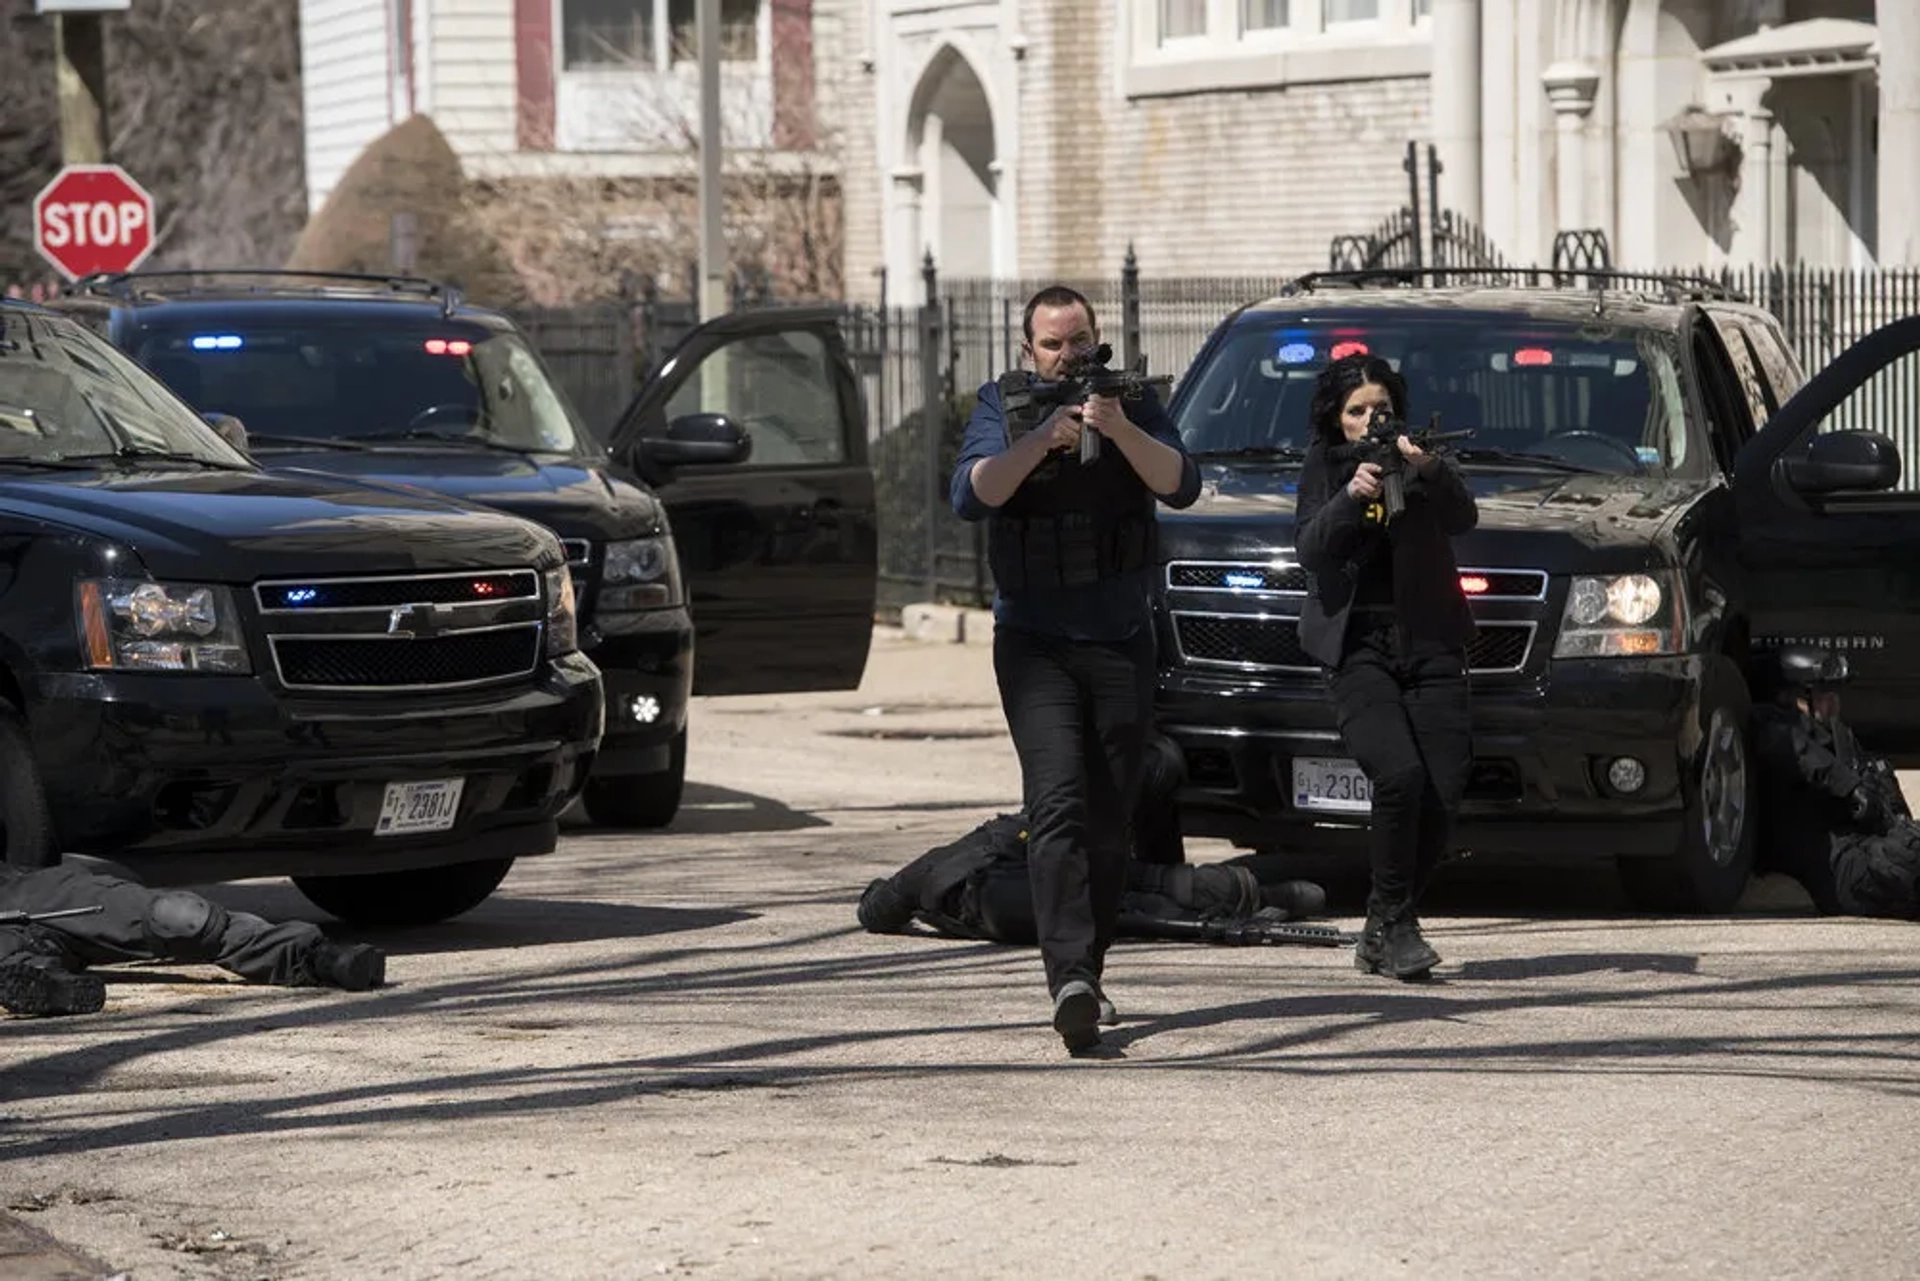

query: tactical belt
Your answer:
[987,512,1157,593]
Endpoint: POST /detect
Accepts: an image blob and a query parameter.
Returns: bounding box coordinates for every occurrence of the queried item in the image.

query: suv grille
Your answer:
[254,569,545,693]
[273,626,540,691]
[1171,613,1537,675]
[1166,561,1307,594]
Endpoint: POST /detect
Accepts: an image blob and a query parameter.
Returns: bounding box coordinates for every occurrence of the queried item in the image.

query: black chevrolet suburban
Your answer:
[0,299,604,925]
[1156,269,1920,912]
[53,271,878,830]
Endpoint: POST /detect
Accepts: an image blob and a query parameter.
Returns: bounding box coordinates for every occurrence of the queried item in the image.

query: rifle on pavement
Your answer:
[1119,910,1357,948]
[0,905,105,927]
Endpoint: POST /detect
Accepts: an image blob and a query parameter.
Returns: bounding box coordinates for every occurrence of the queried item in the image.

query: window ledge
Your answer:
[1123,36,1431,98]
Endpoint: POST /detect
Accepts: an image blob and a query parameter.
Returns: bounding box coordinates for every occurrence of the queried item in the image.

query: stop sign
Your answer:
[33,164,156,281]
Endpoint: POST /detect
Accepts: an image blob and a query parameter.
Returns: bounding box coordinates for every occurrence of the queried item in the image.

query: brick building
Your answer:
[846,0,1920,303]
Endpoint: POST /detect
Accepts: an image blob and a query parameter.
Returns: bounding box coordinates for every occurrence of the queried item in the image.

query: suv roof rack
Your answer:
[66,269,467,318]
[1277,266,1747,307]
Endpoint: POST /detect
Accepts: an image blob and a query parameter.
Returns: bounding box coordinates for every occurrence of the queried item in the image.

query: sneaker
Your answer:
[1381,916,1441,980]
[307,940,386,991]
[0,959,106,1018]
[1092,984,1120,1027]
[1051,980,1102,1052]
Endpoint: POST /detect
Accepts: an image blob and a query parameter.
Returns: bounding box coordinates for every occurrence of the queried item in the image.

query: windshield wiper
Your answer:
[1194,445,1308,461]
[356,429,540,455]
[0,456,107,471]
[1450,446,1611,474]
[246,433,375,452]
[52,448,251,471]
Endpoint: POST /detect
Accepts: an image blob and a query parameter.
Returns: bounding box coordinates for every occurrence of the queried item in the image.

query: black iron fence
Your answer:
[513,256,1920,615]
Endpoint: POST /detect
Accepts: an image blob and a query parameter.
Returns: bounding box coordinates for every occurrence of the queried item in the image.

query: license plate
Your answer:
[1292,756,1372,814]
[376,778,465,836]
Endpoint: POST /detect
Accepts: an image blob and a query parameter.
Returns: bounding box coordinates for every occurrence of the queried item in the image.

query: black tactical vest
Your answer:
[986,370,1159,593]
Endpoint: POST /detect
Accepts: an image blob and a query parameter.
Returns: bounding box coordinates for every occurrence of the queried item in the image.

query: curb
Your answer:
[898,602,993,646]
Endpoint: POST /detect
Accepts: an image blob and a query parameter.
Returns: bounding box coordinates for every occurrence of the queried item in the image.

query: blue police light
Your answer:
[190,335,244,351]
[284,587,319,604]
[1223,571,1264,589]
[1276,341,1316,365]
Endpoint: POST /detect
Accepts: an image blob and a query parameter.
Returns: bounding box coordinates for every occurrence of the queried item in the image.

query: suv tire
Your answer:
[0,705,55,870]
[581,727,687,830]
[294,857,515,927]
[1617,654,1757,914]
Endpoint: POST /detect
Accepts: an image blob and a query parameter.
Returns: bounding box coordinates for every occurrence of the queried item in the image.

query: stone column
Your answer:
[1431,0,1483,220]
[1542,61,1600,236]
[1720,78,1775,267]
[1879,0,1920,265]
[888,168,925,303]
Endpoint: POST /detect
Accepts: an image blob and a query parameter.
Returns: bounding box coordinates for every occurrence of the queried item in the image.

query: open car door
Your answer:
[1731,313,1920,763]
[609,307,877,697]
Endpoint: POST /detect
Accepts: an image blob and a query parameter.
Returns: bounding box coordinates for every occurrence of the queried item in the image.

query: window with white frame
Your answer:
[1128,0,1433,95]
[1242,0,1289,31]
[1159,0,1207,42]
[1325,0,1381,22]
[561,0,759,69]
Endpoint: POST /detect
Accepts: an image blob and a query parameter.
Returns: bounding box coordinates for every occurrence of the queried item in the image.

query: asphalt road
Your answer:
[3,629,1918,1280]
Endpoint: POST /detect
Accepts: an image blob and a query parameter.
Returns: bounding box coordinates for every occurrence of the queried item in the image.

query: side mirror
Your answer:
[1780,429,1901,495]
[636,412,752,469]
[203,412,249,453]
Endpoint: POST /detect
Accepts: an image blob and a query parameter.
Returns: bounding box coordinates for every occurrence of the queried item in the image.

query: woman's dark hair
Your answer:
[1308,354,1409,444]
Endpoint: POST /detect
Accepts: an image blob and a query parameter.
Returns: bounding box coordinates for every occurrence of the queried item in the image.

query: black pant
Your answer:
[0,864,329,985]
[993,624,1155,995]
[1329,622,1473,913]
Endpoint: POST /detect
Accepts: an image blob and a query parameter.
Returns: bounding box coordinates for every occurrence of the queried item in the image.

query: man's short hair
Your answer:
[1022,285,1097,342]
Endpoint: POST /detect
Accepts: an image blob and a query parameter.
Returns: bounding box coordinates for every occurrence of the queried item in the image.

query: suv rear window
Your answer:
[134,322,594,455]
[1175,317,1695,475]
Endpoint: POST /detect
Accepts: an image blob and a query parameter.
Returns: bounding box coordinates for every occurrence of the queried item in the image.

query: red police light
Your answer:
[1514,348,1553,366]
[1460,574,1491,595]
[425,339,473,356]
[1330,340,1370,360]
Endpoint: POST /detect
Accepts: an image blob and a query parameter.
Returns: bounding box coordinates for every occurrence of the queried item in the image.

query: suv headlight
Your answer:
[600,536,682,611]
[75,579,250,673]
[1552,573,1684,658]
[544,566,579,656]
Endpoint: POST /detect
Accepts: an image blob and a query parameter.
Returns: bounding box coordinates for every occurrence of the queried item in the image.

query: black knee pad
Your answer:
[144,891,228,952]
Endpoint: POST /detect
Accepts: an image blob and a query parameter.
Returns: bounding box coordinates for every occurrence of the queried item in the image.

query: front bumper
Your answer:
[29,652,605,884]
[1157,655,1708,861]
[580,606,693,777]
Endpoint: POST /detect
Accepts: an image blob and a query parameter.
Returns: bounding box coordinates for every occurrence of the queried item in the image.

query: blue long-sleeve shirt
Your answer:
[949,377,1202,642]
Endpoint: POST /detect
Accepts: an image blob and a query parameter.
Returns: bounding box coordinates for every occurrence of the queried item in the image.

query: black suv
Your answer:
[52,271,879,829]
[1156,269,1919,912]
[0,298,604,925]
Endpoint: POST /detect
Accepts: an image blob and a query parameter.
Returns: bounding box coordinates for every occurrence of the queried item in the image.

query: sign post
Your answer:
[33,164,156,281]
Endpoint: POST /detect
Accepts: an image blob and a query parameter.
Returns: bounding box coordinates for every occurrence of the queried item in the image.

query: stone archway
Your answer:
[906,45,998,280]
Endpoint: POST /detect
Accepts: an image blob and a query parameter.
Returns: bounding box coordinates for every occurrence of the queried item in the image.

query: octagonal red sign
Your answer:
[33,164,156,281]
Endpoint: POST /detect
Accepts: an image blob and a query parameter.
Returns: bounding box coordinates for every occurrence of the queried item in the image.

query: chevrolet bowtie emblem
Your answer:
[387,602,454,638]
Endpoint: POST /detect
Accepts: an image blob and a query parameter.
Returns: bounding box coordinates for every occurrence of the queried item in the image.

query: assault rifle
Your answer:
[0,905,104,927]
[1329,407,1474,524]
[1004,342,1174,465]
[1119,910,1357,949]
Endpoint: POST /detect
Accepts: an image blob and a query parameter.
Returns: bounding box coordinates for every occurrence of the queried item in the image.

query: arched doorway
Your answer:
[907,46,998,280]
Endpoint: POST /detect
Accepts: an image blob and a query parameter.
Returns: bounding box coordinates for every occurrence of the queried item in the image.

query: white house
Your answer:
[296,0,856,213]
[840,0,1920,302]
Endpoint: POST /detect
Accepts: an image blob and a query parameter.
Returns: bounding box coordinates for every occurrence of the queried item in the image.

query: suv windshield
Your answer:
[1175,316,1696,476]
[0,307,253,468]
[134,321,594,456]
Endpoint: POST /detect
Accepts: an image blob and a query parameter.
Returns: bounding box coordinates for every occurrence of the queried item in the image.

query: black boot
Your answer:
[856,878,915,933]
[0,956,105,1018]
[302,940,386,991]
[1354,898,1440,981]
